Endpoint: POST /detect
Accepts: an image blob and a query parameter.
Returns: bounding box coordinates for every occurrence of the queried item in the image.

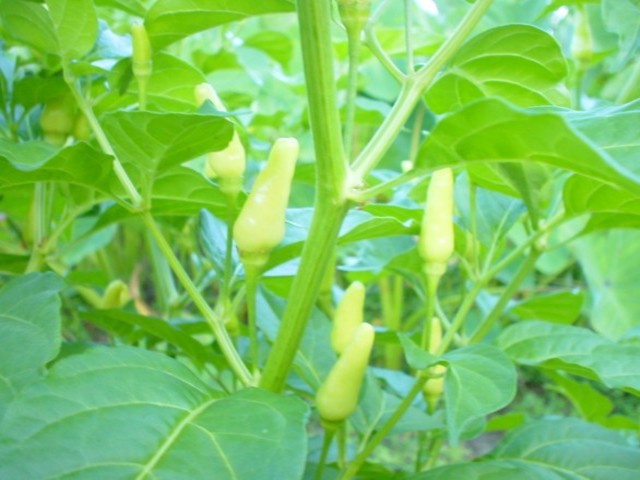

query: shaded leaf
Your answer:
[498,320,640,394]
[0,273,65,419]
[0,346,309,480]
[411,418,640,480]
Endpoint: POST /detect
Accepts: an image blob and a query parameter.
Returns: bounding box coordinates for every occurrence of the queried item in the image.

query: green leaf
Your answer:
[564,175,640,233]
[101,111,233,176]
[0,141,120,201]
[397,333,439,370]
[145,52,207,112]
[244,31,294,68]
[442,345,517,445]
[0,273,65,419]
[508,290,584,324]
[545,371,614,422]
[81,310,218,368]
[95,0,146,16]
[145,0,295,50]
[425,25,569,113]
[410,418,640,480]
[92,167,228,230]
[417,98,640,194]
[562,100,640,183]
[498,320,640,394]
[0,346,309,479]
[45,0,98,60]
[573,230,640,339]
[0,1,59,55]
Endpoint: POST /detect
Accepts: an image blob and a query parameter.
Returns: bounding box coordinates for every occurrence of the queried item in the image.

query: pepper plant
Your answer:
[1,0,639,478]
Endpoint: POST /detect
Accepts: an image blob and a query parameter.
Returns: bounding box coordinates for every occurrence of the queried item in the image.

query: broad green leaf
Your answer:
[92,167,228,230]
[508,290,584,324]
[45,0,98,60]
[0,1,58,55]
[145,0,295,50]
[498,320,640,394]
[573,230,640,339]
[426,25,569,113]
[0,346,309,480]
[411,418,640,480]
[244,31,294,68]
[417,99,640,194]
[0,273,65,419]
[101,111,233,175]
[11,75,68,111]
[545,371,613,422]
[82,310,217,368]
[0,141,121,202]
[145,52,207,112]
[442,345,517,445]
[562,100,640,184]
[397,334,439,370]
[96,0,145,16]
[564,175,640,233]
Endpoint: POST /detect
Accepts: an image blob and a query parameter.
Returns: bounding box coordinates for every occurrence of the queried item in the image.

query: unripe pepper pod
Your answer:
[418,168,454,277]
[316,323,375,422]
[233,137,299,267]
[331,281,365,354]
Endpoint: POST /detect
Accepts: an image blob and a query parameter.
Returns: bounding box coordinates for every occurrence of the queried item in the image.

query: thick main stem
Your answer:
[259,0,349,392]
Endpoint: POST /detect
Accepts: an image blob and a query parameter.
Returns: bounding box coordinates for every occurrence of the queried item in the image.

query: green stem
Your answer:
[244,263,260,375]
[420,274,439,349]
[340,377,427,480]
[348,169,426,202]
[364,24,405,83]
[143,212,252,386]
[468,248,541,343]
[259,0,349,393]
[344,29,362,160]
[314,427,336,480]
[63,68,142,208]
[422,435,443,470]
[352,0,494,180]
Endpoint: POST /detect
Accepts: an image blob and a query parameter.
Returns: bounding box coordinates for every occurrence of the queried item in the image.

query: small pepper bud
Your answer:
[337,0,371,38]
